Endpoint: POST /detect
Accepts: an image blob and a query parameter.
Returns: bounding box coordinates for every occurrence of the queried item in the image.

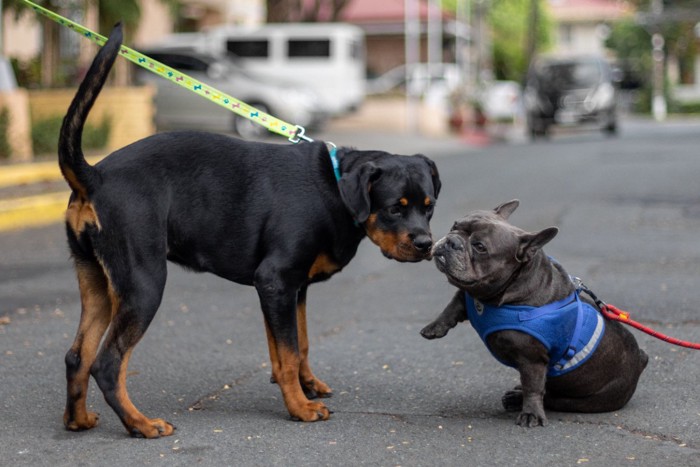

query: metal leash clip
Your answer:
[289,126,314,144]
[570,276,607,309]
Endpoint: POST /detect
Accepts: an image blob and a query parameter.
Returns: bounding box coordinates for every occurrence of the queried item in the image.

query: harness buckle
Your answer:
[565,346,577,359]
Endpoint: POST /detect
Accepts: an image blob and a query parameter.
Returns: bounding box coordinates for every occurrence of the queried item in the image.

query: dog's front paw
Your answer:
[515,410,547,428]
[128,417,176,438]
[420,321,450,339]
[288,400,331,422]
[64,410,100,431]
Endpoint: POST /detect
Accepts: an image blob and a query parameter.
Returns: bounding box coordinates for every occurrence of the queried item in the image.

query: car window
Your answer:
[287,39,331,58]
[538,60,602,89]
[146,53,210,73]
[227,40,269,58]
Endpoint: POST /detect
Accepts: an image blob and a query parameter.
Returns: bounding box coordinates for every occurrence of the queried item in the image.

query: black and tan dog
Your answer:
[60,25,440,438]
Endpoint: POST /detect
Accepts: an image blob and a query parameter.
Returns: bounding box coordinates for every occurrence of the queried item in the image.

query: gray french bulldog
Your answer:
[421,200,648,427]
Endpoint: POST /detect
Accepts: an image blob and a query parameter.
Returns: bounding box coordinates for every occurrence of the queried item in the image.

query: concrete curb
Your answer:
[0,155,102,232]
[0,155,103,187]
[0,191,69,231]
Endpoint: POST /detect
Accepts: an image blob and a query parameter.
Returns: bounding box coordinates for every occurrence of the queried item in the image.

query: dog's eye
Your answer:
[387,205,403,217]
[471,241,487,253]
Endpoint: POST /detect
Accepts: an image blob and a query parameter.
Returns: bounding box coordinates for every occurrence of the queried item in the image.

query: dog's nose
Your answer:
[446,235,463,251]
[411,233,433,252]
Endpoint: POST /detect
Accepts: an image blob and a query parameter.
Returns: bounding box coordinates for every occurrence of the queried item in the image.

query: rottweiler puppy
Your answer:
[60,25,441,438]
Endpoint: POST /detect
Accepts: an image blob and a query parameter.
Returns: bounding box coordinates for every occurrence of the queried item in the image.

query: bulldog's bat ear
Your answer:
[515,227,558,263]
[494,199,520,219]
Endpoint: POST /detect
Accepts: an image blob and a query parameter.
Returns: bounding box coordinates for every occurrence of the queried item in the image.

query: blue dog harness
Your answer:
[464,290,605,377]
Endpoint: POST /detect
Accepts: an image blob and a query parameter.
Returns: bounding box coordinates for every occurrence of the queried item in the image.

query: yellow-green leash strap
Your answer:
[21,0,312,143]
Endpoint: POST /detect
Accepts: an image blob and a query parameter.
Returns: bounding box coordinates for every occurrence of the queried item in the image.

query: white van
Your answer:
[155,23,366,117]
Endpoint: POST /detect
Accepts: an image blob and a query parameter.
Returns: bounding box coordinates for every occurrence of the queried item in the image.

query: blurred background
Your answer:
[1,0,699,159]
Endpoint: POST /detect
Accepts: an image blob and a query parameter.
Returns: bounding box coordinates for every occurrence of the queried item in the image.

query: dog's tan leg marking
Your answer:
[265,319,282,384]
[264,319,330,421]
[113,347,175,438]
[64,262,112,431]
[296,297,332,397]
[276,344,331,421]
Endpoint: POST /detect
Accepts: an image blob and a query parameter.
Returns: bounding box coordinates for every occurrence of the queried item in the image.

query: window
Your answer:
[227,40,269,58]
[559,24,573,46]
[350,40,363,61]
[287,39,331,58]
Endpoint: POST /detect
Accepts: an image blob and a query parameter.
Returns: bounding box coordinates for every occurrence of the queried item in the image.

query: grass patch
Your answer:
[31,116,110,156]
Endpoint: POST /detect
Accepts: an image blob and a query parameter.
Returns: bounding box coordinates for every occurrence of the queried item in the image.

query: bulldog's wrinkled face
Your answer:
[431,200,558,300]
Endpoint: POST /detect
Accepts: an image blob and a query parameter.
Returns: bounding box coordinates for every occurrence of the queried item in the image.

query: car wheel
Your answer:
[233,103,271,139]
[603,113,617,136]
[528,117,547,140]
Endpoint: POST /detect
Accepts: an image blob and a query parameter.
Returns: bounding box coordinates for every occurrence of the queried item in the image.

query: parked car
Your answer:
[366,63,463,119]
[156,23,366,116]
[366,63,461,98]
[134,48,328,139]
[523,55,617,138]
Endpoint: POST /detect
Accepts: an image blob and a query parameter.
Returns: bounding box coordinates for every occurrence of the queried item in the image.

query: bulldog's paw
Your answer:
[515,410,548,428]
[420,321,450,339]
[502,386,523,412]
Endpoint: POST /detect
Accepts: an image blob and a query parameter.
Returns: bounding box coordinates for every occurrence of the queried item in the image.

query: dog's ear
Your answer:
[494,199,520,219]
[515,227,558,263]
[415,154,441,198]
[338,162,382,222]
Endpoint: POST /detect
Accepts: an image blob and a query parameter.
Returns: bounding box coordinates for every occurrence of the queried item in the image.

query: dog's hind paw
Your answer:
[502,387,523,412]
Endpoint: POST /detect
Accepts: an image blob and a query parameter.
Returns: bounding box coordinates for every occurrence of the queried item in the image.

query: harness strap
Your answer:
[517,292,576,320]
[554,292,585,370]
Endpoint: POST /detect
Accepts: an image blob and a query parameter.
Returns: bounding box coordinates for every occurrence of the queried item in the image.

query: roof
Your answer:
[339,0,452,23]
[548,0,634,22]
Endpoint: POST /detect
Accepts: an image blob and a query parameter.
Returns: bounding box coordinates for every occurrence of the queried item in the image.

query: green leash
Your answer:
[21,0,312,143]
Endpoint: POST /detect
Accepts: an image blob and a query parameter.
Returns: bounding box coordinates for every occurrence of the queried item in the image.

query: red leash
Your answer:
[598,303,700,350]
[575,279,700,350]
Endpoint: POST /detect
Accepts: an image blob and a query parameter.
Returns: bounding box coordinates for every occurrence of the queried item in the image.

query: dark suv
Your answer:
[524,55,617,138]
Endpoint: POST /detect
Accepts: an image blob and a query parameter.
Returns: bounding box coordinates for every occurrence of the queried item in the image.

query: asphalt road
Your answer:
[1,119,699,466]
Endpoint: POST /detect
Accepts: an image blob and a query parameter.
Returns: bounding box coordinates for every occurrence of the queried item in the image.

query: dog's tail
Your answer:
[59,23,123,197]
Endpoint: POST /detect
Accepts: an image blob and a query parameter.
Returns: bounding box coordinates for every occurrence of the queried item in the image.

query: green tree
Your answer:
[606,18,651,89]
[488,0,552,82]
[606,2,700,112]
[443,0,552,82]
